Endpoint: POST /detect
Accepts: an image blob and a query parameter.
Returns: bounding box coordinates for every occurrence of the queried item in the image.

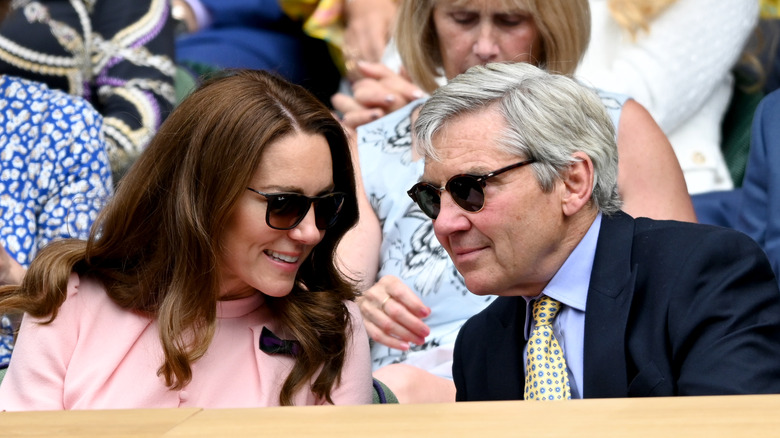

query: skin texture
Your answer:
[333,0,543,128]
[422,107,596,298]
[343,0,399,66]
[0,246,25,286]
[432,1,543,80]
[219,132,332,300]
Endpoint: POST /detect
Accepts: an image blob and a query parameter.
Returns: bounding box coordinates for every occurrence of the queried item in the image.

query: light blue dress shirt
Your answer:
[523,213,602,399]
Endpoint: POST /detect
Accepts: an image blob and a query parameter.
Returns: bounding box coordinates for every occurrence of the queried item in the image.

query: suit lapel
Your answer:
[485,297,528,399]
[582,212,637,398]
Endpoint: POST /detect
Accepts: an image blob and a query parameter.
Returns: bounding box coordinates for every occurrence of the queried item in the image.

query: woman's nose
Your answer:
[473,25,499,62]
[289,206,324,245]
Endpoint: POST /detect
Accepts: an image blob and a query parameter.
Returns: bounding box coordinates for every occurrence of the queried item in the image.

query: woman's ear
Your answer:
[561,151,595,217]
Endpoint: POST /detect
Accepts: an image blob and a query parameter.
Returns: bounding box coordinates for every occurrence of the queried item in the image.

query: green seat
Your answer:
[720,72,766,187]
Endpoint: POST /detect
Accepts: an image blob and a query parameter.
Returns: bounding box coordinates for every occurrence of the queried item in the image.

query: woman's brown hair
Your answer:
[0,69,360,405]
[395,0,591,93]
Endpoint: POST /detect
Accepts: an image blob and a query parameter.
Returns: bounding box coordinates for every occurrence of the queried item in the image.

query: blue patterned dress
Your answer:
[0,74,113,367]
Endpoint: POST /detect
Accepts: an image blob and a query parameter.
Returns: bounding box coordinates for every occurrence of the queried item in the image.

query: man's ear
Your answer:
[561,151,595,217]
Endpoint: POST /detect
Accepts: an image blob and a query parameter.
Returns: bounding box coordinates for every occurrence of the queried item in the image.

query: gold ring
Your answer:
[380,295,392,312]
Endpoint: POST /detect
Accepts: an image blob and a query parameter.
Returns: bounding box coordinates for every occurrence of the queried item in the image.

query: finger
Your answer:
[331,92,365,115]
[363,319,411,351]
[374,276,430,338]
[395,66,427,102]
[351,79,400,110]
[355,61,425,101]
[359,295,419,348]
[354,60,399,81]
[352,67,425,111]
[341,108,385,130]
[378,295,429,344]
[358,278,430,344]
[378,276,431,318]
[382,79,426,108]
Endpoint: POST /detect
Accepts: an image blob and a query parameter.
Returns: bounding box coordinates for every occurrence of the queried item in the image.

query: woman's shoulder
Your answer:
[64,273,135,318]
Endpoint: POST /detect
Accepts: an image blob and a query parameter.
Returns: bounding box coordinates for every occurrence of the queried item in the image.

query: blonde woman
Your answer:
[577,0,760,194]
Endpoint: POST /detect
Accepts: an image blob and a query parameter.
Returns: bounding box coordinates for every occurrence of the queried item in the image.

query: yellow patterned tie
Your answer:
[525,296,571,401]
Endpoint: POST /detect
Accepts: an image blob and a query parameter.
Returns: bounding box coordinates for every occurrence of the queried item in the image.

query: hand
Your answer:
[171,0,199,33]
[343,0,398,65]
[332,62,424,129]
[0,244,25,286]
[357,275,431,350]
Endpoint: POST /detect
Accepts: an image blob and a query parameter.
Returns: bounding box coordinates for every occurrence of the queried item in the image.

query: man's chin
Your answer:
[462,274,499,296]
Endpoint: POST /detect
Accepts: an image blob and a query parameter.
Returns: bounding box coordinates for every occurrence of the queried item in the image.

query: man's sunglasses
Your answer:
[246,188,346,230]
[407,159,536,220]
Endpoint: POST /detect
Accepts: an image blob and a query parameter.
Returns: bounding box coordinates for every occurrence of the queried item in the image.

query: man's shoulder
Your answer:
[631,216,760,250]
[595,213,771,287]
[601,212,758,250]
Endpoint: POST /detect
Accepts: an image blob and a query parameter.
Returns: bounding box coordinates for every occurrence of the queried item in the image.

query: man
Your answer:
[694,89,780,284]
[407,62,780,401]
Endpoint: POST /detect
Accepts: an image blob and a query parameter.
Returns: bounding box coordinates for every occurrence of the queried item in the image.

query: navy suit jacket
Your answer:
[738,89,780,279]
[453,211,780,400]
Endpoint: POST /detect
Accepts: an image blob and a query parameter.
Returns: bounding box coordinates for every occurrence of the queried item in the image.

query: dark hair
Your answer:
[0,0,10,22]
[0,69,360,405]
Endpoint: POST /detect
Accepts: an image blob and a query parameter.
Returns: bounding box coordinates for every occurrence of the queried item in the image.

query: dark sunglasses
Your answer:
[246,188,346,230]
[407,159,535,220]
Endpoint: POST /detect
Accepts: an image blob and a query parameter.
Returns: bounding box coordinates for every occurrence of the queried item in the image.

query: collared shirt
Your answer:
[523,213,602,399]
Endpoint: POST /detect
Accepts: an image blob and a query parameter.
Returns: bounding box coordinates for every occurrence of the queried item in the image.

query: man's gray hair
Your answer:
[413,62,622,214]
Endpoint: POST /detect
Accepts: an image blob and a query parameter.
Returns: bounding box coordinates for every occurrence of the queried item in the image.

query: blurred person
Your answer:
[173,0,398,105]
[0,0,112,371]
[0,0,177,179]
[576,0,759,194]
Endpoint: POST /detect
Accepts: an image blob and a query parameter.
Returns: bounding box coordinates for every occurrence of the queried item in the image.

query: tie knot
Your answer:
[532,296,561,326]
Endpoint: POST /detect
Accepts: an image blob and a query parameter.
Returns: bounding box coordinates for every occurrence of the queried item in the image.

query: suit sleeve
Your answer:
[452,318,469,402]
[668,228,780,395]
[738,90,780,278]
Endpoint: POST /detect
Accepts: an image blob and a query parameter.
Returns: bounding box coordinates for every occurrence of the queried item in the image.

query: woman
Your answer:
[0,69,373,409]
[336,0,695,403]
[0,0,113,371]
[577,0,759,194]
[0,0,177,179]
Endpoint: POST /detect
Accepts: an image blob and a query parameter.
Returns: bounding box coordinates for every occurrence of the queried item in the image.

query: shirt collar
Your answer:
[524,212,602,313]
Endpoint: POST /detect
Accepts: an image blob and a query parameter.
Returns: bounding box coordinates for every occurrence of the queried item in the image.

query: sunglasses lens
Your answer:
[267,194,309,230]
[410,184,441,219]
[448,176,484,212]
[313,193,345,230]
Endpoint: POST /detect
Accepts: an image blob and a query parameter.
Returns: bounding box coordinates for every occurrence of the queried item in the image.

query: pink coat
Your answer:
[0,273,373,410]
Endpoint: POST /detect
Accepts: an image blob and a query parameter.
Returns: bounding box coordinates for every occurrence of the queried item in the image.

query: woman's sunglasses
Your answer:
[246,188,346,230]
[406,159,535,220]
